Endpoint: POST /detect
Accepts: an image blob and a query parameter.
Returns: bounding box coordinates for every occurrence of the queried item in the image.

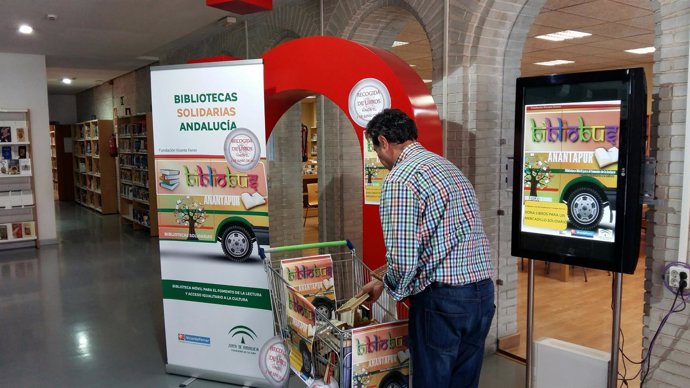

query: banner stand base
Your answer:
[166,364,272,388]
[179,377,197,387]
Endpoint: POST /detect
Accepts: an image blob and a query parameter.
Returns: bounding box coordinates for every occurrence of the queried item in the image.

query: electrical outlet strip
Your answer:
[666,265,690,289]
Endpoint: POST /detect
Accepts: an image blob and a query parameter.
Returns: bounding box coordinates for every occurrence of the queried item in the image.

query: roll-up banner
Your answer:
[151,60,284,387]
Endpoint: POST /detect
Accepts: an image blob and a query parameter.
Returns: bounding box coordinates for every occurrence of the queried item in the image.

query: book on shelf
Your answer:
[15,127,26,142]
[132,208,150,226]
[0,126,11,142]
[0,192,8,208]
[22,222,35,238]
[13,190,34,207]
[19,159,31,175]
[121,185,133,198]
[159,169,180,191]
[11,223,23,239]
[1,146,11,160]
[132,187,148,202]
[0,224,7,240]
[134,139,146,152]
[134,155,147,168]
[18,145,27,159]
[8,160,19,175]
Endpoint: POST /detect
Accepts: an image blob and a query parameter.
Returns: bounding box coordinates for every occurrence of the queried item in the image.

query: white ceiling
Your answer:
[0,0,231,94]
[0,0,653,95]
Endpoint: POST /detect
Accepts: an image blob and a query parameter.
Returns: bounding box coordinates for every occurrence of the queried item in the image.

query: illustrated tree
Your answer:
[524,158,552,197]
[364,163,378,184]
[173,196,207,241]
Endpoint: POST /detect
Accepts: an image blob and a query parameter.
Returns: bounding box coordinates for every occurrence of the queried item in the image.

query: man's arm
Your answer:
[379,180,421,301]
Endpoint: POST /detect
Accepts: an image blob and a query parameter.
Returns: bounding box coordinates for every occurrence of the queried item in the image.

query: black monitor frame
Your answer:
[511,68,646,274]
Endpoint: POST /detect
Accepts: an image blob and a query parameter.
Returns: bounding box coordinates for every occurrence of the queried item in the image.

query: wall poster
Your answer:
[363,132,388,205]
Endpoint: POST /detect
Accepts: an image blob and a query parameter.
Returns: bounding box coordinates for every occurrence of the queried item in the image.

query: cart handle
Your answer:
[259,240,353,259]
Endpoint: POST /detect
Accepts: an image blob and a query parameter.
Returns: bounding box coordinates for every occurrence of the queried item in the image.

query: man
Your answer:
[358,109,494,388]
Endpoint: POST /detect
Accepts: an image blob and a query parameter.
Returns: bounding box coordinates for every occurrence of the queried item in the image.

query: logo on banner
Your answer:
[348,78,391,127]
[224,128,261,172]
[178,333,211,346]
[258,336,290,387]
[228,325,260,355]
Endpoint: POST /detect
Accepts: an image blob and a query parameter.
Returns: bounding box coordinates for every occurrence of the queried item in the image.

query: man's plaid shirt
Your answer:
[380,142,493,300]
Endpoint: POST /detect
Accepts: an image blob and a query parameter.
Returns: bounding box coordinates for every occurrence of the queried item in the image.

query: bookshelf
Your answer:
[50,128,56,199]
[0,109,38,249]
[72,119,118,214]
[309,126,317,156]
[50,124,74,201]
[300,99,318,207]
[117,113,158,236]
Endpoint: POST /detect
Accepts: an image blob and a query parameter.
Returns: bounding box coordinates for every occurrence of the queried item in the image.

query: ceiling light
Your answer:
[61,78,73,85]
[410,64,417,67]
[18,24,33,34]
[392,41,408,47]
[625,46,655,55]
[535,30,591,42]
[534,60,575,66]
[423,79,432,83]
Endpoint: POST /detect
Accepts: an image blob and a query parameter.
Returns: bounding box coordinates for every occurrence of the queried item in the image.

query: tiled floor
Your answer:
[0,202,524,387]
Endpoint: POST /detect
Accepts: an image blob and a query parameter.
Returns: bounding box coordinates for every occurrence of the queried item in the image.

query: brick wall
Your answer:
[266,104,304,262]
[76,82,113,122]
[643,1,690,386]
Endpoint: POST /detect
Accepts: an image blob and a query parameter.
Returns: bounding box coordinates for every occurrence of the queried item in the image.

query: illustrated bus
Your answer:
[521,101,621,241]
[155,157,269,261]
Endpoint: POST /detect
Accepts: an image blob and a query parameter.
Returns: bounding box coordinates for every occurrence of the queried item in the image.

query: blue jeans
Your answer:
[408,279,495,388]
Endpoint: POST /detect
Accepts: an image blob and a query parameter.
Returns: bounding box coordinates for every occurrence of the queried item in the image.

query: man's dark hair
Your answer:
[365,108,418,147]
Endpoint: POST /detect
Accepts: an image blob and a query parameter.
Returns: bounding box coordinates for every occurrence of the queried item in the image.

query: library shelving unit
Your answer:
[50,124,73,201]
[0,109,38,249]
[72,119,118,214]
[117,113,158,236]
[50,127,57,199]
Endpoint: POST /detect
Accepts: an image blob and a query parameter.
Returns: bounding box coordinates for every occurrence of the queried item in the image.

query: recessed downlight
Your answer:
[625,47,655,55]
[534,60,575,66]
[61,78,73,85]
[535,30,591,42]
[18,24,34,34]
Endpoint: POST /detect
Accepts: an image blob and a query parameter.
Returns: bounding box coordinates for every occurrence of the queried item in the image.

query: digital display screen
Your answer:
[521,101,621,243]
[512,69,646,274]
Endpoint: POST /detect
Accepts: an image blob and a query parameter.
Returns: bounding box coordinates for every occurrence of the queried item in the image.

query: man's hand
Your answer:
[356,279,384,304]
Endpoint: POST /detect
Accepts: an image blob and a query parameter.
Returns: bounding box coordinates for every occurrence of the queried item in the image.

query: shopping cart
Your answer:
[260,240,407,388]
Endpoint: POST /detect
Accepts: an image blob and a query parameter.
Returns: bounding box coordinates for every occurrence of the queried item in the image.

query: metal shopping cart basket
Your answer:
[260,240,409,388]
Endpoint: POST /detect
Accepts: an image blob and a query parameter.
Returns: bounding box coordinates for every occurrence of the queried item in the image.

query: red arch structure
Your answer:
[262,36,443,267]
